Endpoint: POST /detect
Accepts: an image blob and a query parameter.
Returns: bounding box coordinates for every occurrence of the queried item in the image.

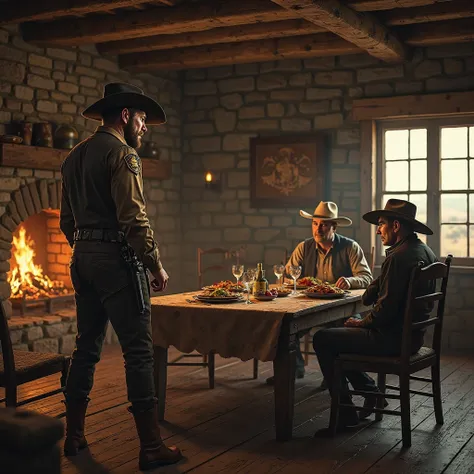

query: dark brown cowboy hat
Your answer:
[363,199,433,235]
[82,82,166,125]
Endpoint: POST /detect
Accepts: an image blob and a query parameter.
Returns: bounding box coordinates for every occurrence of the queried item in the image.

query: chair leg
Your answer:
[253,358,259,379]
[431,361,444,425]
[5,382,17,407]
[400,373,412,448]
[207,351,215,389]
[329,361,342,436]
[303,333,310,366]
[376,373,386,422]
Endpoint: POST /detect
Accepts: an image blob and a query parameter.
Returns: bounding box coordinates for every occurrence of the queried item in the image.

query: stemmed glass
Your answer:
[232,264,244,286]
[288,265,302,296]
[241,269,256,304]
[273,264,285,290]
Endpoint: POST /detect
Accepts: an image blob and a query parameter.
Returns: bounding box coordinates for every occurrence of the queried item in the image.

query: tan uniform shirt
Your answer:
[286,238,372,289]
[60,126,162,272]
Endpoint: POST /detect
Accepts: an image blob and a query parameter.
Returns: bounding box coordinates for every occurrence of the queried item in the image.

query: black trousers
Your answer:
[313,327,406,401]
[65,241,155,411]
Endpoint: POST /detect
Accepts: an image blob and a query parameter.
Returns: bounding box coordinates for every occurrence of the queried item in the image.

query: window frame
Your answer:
[376,115,474,266]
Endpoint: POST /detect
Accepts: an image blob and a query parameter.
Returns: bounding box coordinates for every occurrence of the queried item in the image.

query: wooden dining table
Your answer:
[150,289,365,441]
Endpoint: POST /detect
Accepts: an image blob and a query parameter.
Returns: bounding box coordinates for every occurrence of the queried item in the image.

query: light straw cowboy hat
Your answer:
[363,198,433,235]
[82,82,166,125]
[299,201,352,227]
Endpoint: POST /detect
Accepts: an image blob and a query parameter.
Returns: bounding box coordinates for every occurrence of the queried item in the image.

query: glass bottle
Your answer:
[253,263,268,295]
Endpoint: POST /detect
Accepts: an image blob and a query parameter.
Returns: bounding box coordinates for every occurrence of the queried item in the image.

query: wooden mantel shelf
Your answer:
[0,143,172,180]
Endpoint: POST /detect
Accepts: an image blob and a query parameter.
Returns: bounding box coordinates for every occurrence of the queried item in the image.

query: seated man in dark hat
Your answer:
[266,201,373,386]
[313,199,437,432]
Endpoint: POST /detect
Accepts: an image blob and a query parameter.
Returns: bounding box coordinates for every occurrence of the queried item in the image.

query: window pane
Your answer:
[470,194,474,222]
[441,193,467,223]
[441,159,468,190]
[385,130,408,161]
[410,160,427,191]
[470,127,474,158]
[441,224,467,257]
[385,161,408,191]
[410,129,427,159]
[470,225,474,257]
[441,127,468,159]
[470,159,474,189]
[409,194,427,223]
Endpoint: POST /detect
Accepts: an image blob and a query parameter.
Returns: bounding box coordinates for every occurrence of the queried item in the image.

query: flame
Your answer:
[8,226,68,300]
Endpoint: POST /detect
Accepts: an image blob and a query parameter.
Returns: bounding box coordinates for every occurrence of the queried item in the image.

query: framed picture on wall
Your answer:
[249,134,328,208]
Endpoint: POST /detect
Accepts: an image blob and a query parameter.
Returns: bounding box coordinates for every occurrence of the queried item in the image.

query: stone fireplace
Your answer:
[0,175,81,353]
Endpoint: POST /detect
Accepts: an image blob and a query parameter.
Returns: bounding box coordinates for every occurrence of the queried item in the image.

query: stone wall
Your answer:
[0,24,183,293]
[180,44,474,351]
[7,308,77,354]
[45,210,72,287]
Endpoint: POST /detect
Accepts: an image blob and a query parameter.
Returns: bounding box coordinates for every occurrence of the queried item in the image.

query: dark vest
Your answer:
[301,234,354,280]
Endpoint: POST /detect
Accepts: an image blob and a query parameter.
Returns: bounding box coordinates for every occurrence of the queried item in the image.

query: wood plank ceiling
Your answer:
[2,0,474,70]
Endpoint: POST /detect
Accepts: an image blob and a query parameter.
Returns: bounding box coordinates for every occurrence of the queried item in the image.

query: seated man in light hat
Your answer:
[313,199,437,433]
[265,201,373,386]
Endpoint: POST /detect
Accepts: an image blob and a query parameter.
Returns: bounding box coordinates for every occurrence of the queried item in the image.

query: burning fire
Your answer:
[8,226,69,300]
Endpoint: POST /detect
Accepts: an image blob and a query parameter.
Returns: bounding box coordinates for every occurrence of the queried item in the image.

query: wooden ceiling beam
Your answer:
[346,0,454,12]
[0,0,155,25]
[270,0,407,62]
[118,33,362,71]
[400,17,474,46]
[381,0,474,26]
[21,0,300,46]
[98,19,324,55]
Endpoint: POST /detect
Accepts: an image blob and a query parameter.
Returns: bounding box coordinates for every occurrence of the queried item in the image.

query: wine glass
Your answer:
[241,269,256,304]
[273,264,285,290]
[232,264,244,286]
[288,265,302,296]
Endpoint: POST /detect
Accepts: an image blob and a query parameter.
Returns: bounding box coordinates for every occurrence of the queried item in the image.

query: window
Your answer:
[376,117,474,264]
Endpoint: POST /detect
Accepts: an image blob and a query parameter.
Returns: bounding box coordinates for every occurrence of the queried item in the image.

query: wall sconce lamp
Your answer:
[205,171,221,191]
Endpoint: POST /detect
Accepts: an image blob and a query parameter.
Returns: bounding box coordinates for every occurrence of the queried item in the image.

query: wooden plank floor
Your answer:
[2,346,474,474]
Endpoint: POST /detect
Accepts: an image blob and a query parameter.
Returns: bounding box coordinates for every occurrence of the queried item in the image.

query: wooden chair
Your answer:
[167,247,258,388]
[329,255,453,447]
[197,247,243,290]
[302,245,376,365]
[0,300,70,411]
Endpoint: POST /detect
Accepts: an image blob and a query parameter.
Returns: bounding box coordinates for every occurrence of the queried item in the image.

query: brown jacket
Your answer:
[60,126,162,272]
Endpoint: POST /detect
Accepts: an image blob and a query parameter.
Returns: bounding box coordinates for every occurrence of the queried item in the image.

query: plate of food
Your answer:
[304,282,347,299]
[284,276,322,290]
[202,280,246,293]
[254,289,278,301]
[276,289,291,297]
[194,287,243,304]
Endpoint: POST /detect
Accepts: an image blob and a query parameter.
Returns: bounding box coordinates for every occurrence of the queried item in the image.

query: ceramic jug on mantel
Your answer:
[33,122,53,148]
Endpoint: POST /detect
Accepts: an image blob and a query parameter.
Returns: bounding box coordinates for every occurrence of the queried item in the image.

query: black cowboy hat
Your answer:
[363,198,433,235]
[82,82,166,125]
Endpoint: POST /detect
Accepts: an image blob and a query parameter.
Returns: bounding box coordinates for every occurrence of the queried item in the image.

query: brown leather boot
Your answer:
[129,405,182,470]
[64,398,89,456]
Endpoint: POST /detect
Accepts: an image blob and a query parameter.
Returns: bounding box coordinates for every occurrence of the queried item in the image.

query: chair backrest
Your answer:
[0,300,16,383]
[401,255,453,361]
[197,247,244,289]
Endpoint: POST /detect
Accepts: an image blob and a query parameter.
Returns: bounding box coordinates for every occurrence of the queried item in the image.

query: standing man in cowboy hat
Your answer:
[265,201,373,386]
[60,83,182,469]
[313,199,437,433]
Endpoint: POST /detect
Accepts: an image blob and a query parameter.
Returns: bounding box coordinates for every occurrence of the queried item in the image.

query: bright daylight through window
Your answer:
[378,119,474,262]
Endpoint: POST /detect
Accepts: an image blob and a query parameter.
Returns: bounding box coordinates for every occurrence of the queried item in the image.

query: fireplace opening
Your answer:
[8,210,75,315]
